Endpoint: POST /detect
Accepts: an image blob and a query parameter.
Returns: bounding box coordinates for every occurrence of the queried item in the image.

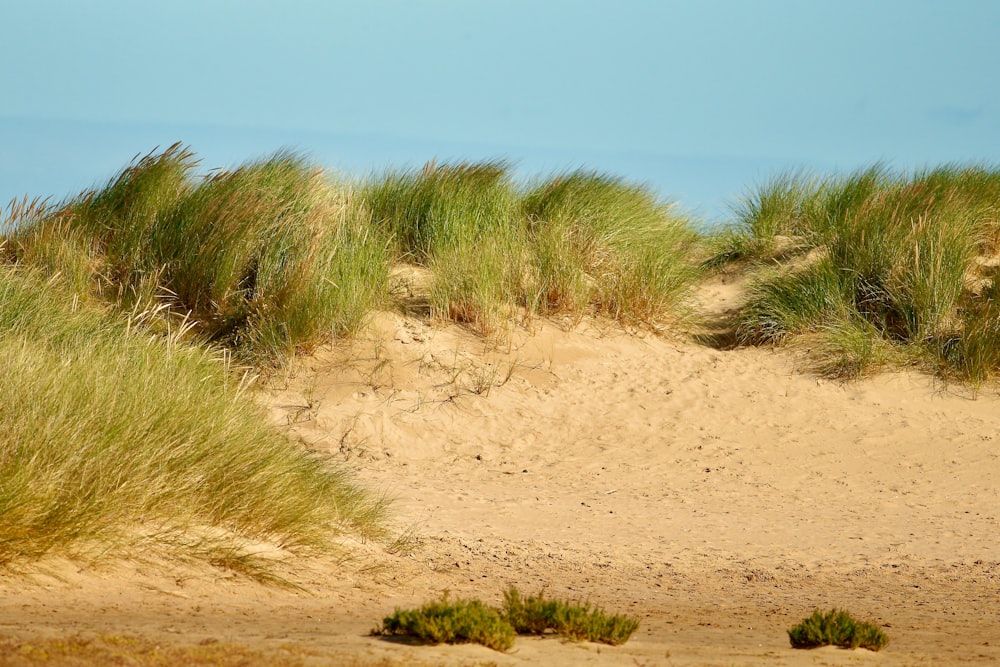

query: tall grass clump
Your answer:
[522,170,699,325]
[4,145,390,364]
[152,152,389,360]
[734,163,1000,382]
[364,160,527,336]
[7,149,702,352]
[0,267,387,567]
[706,170,828,266]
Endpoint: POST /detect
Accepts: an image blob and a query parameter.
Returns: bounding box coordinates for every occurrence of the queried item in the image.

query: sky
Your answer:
[1,0,998,223]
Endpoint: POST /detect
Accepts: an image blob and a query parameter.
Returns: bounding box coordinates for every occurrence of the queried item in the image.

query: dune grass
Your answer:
[7,150,699,359]
[522,170,699,325]
[718,163,1000,383]
[0,266,387,569]
[0,147,702,572]
[4,144,391,365]
[364,160,528,336]
[0,151,702,563]
[365,162,701,335]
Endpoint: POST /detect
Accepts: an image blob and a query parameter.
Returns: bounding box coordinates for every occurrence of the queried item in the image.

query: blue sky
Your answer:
[1,0,998,222]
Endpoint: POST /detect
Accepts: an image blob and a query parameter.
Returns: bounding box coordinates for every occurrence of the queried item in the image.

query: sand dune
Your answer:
[1,282,998,665]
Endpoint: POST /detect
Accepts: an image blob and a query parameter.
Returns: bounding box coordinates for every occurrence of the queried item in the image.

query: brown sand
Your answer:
[1,278,998,665]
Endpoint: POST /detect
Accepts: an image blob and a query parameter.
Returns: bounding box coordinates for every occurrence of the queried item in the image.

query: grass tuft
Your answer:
[788,608,889,651]
[364,160,526,337]
[523,170,699,325]
[5,146,390,365]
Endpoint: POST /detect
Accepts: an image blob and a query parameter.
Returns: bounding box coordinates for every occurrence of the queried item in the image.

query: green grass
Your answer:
[5,145,391,365]
[363,162,701,336]
[0,266,387,569]
[375,588,640,652]
[787,609,889,651]
[722,163,1000,383]
[8,151,700,350]
[364,160,528,337]
[523,170,699,325]
[705,170,828,266]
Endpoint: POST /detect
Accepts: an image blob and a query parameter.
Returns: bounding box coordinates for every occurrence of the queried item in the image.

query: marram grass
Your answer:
[523,170,699,325]
[364,162,701,336]
[6,150,700,359]
[0,267,387,568]
[364,160,528,337]
[0,147,702,572]
[723,163,1000,383]
[5,145,391,365]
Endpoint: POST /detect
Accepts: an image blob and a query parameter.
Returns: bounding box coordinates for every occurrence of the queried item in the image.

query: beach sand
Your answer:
[1,276,998,665]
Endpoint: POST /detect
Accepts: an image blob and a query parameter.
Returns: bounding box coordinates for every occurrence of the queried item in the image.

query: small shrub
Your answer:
[378,596,515,652]
[375,588,640,652]
[788,609,889,651]
[502,587,640,645]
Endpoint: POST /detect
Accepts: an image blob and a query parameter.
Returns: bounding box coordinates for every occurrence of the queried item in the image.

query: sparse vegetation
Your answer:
[0,633,312,667]
[374,588,640,652]
[787,608,889,651]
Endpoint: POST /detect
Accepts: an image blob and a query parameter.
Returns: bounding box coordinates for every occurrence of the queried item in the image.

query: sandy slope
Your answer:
[1,278,998,665]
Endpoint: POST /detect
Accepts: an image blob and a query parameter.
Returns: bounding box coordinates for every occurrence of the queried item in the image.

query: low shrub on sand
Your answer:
[788,608,889,651]
[375,588,640,652]
[377,596,516,652]
[501,587,640,645]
